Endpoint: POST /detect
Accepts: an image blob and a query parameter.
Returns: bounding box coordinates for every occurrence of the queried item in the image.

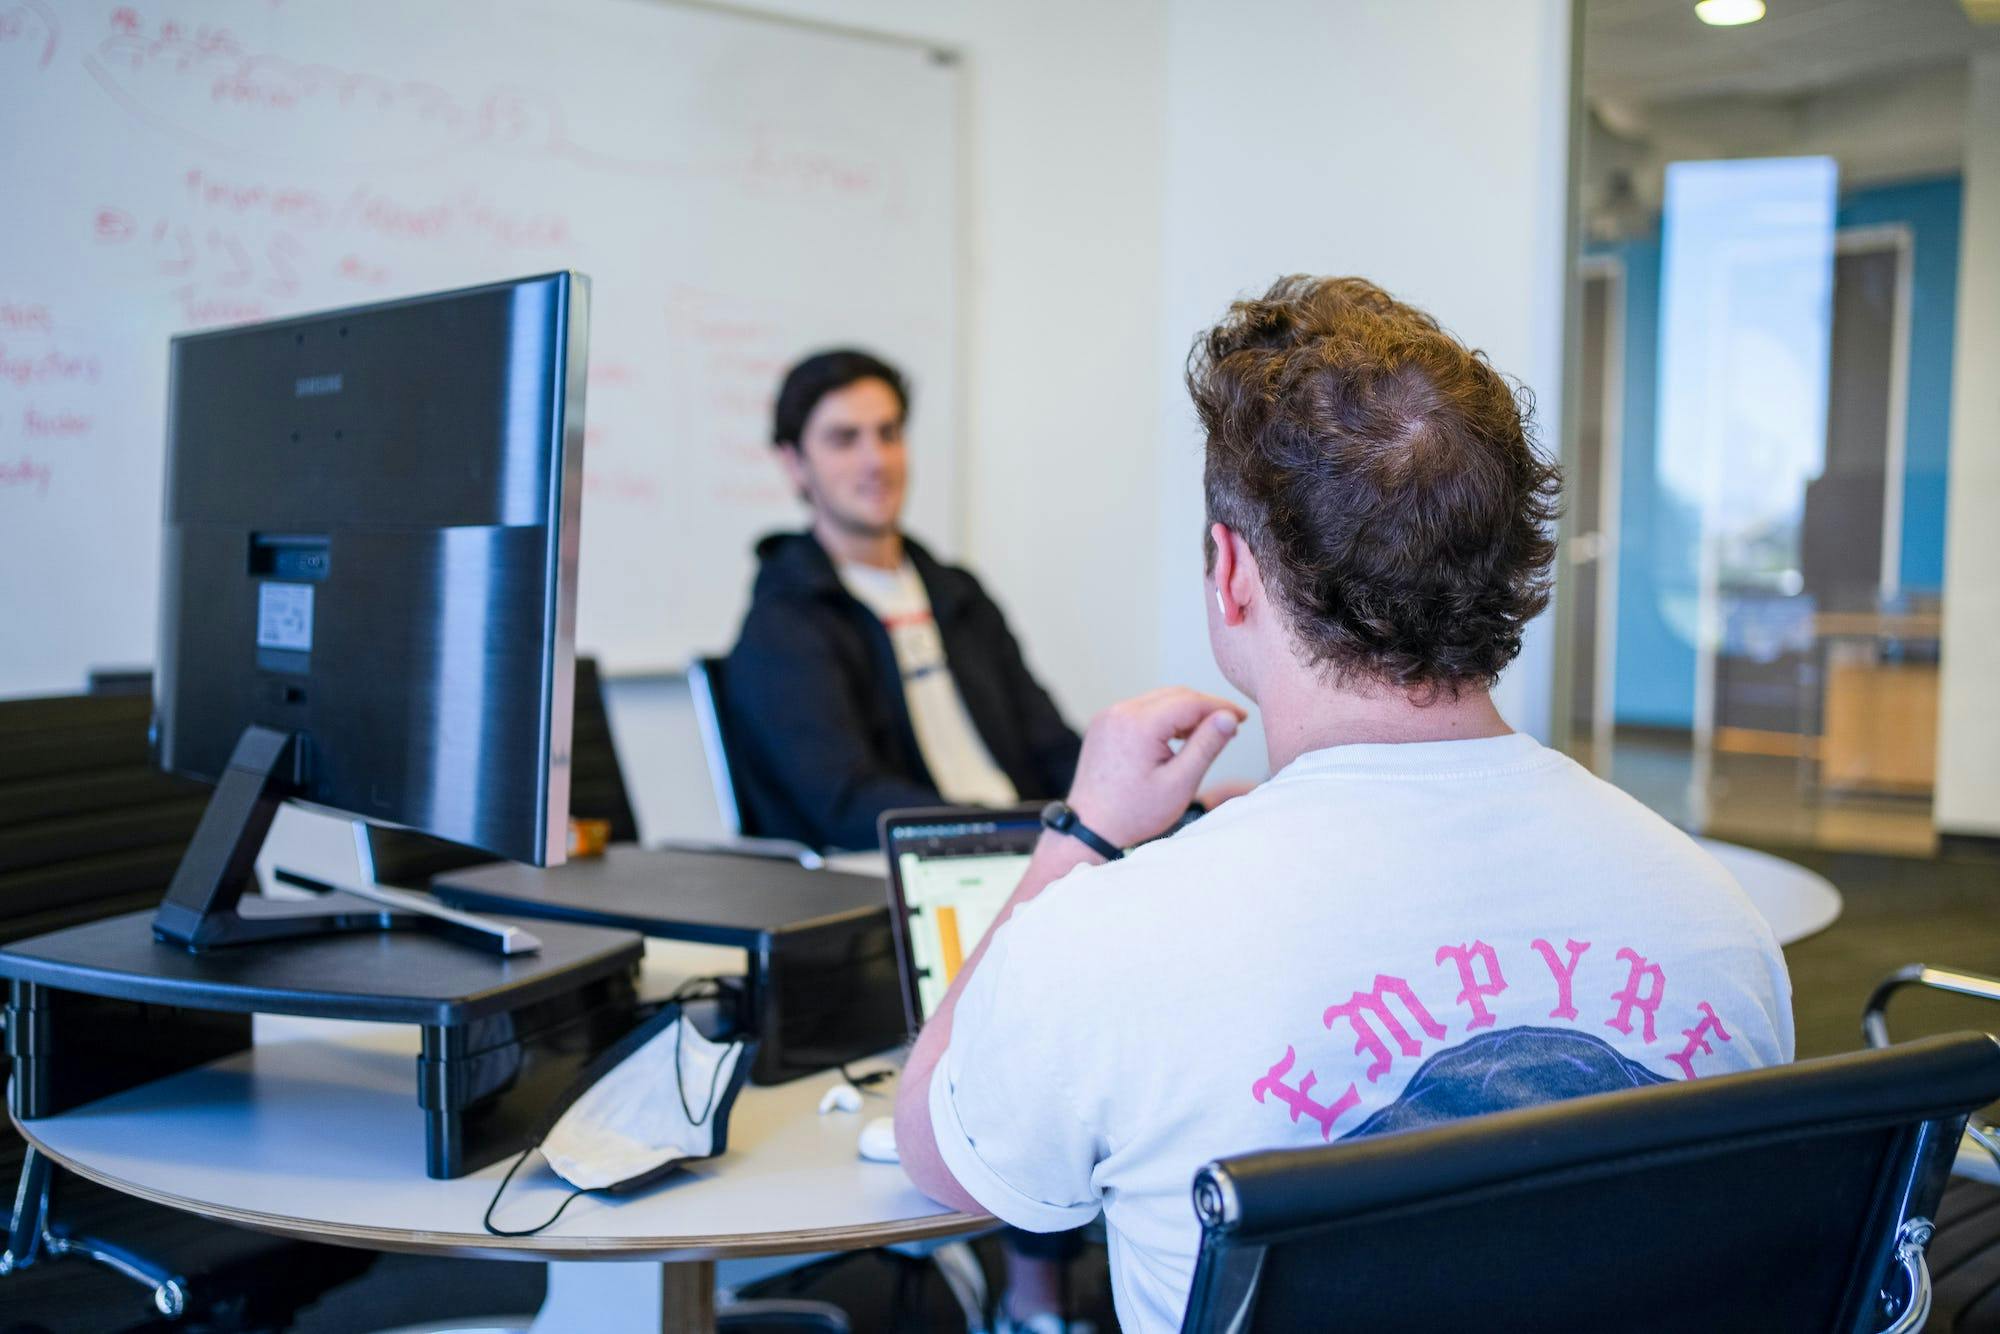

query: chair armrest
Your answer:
[1863,965,2000,1049]
[1864,966,2000,1184]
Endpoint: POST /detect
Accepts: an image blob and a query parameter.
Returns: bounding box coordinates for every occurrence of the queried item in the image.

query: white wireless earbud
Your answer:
[1215,588,1228,617]
[818,1083,863,1115]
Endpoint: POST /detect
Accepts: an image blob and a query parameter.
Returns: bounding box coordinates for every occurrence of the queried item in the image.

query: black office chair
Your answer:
[685,656,825,865]
[364,656,642,887]
[0,686,373,1330]
[1865,965,2000,1332]
[688,655,758,839]
[1179,1033,2000,1334]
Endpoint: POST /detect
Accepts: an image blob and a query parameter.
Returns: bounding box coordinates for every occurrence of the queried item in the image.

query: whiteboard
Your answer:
[0,0,960,694]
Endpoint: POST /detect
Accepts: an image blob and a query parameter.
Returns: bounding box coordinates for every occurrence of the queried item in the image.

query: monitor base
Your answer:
[150,725,536,956]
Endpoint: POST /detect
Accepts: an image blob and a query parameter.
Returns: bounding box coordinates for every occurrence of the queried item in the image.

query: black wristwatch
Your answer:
[1039,801,1123,862]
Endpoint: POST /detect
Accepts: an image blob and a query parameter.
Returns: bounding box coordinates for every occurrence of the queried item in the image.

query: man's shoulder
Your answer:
[735,533,849,639]
[747,531,841,603]
[1543,758,1738,872]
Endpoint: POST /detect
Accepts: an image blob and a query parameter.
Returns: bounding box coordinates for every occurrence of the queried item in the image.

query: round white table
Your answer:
[11,841,1842,1331]
[11,939,983,1333]
[1696,838,1843,946]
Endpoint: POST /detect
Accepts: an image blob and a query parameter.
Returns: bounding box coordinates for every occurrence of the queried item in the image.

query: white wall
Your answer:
[627,0,1573,804]
[252,0,1584,869]
[1153,0,1575,782]
[266,0,1180,865]
[1936,51,2000,838]
[703,0,1172,730]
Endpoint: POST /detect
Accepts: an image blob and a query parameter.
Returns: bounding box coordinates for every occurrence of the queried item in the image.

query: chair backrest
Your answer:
[0,687,212,1119]
[1181,1033,2000,1334]
[0,688,209,946]
[365,656,640,885]
[687,655,760,840]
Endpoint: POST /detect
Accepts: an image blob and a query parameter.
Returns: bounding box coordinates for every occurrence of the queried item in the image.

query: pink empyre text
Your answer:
[1252,936,1741,1140]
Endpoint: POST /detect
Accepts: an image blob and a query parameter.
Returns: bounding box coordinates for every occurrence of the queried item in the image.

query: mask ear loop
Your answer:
[674,1006,734,1127]
[482,1145,588,1237]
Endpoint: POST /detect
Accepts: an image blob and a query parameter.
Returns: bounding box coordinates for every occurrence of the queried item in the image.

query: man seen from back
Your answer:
[892,276,1796,1333]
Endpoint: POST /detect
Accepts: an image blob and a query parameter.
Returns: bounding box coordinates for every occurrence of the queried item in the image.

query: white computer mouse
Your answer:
[857,1116,899,1163]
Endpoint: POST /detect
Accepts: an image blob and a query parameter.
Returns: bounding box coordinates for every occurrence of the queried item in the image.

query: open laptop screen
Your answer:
[880,806,1044,1034]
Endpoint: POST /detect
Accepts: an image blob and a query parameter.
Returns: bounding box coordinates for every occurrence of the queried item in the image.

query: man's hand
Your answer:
[1065,687,1247,848]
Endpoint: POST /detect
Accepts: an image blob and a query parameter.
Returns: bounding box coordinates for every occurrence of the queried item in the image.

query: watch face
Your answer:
[1038,800,1070,831]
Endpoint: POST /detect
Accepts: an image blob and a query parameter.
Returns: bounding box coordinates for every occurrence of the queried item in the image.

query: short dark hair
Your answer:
[772,349,909,447]
[1187,275,1561,695]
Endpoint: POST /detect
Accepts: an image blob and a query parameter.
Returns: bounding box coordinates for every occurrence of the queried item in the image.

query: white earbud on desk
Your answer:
[817,1082,863,1115]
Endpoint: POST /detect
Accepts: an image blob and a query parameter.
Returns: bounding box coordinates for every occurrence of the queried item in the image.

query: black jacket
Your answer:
[725,532,1081,852]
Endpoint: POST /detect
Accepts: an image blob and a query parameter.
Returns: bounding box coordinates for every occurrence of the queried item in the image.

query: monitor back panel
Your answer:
[153,274,588,866]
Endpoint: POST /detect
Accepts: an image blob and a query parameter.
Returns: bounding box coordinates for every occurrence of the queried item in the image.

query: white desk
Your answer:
[11,939,983,1334]
[1696,838,1844,946]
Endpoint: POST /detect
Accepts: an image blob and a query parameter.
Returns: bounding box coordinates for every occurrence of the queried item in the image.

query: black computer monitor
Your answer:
[150,272,590,951]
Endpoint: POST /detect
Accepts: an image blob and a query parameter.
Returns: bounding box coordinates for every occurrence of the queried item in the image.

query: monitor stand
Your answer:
[150,725,538,955]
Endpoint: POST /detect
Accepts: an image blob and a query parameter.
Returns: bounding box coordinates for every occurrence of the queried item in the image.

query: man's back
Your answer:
[894,277,1796,1334]
[935,733,1793,1333]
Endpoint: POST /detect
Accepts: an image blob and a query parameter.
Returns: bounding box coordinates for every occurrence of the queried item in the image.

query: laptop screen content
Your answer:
[882,807,1043,1030]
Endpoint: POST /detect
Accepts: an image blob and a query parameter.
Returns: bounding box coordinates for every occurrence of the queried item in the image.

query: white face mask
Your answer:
[484,1003,756,1235]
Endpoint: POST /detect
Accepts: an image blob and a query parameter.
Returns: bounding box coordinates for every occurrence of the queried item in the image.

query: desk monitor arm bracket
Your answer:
[151,725,536,955]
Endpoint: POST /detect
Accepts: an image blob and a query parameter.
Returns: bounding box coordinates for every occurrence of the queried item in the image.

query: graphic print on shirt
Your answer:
[879,607,947,684]
[1251,937,1737,1141]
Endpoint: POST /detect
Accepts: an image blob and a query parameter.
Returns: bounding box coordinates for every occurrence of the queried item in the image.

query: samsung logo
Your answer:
[295,373,344,398]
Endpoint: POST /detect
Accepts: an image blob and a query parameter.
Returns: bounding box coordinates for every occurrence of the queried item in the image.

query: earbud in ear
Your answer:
[1215,588,1228,618]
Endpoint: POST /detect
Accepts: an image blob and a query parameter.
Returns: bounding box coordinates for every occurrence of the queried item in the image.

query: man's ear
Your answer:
[775,441,810,503]
[1210,522,1251,627]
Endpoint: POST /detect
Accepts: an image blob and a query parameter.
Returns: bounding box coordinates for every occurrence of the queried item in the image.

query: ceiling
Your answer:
[1584,0,2000,111]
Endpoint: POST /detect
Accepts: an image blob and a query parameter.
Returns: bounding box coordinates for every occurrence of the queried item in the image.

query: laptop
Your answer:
[879,804,1046,1035]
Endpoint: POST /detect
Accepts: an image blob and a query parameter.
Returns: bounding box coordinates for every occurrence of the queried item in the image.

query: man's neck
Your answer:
[1258,669,1513,774]
[812,517,903,571]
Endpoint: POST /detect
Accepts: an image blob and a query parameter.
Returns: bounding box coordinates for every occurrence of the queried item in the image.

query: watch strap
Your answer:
[1040,800,1123,862]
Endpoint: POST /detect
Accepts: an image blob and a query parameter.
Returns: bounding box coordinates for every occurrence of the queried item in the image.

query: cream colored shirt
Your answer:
[837,559,1019,809]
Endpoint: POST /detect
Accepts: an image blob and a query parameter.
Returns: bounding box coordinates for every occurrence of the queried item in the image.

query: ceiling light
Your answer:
[1695,0,1766,25]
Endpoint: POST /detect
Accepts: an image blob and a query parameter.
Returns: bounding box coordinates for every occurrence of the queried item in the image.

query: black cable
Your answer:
[840,1062,895,1095]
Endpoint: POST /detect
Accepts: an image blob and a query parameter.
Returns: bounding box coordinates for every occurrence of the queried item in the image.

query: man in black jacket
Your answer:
[728,351,1099,1332]
[726,349,1082,854]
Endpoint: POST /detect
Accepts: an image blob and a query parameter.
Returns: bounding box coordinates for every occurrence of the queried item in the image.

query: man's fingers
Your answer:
[1128,687,1247,741]
[1164,709,1239,784]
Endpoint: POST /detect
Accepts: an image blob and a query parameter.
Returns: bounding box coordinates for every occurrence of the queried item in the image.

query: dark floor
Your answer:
[7,837,1999,1334]
[1775,839,2000,1059]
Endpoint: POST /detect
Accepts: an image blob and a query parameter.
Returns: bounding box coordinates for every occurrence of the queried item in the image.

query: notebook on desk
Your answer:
[879,805,1044,1035]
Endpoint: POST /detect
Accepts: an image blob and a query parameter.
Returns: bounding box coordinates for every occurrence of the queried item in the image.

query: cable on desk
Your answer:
[840,1062,895,1096]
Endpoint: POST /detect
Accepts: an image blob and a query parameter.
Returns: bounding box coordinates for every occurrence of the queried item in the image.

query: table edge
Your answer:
[13,1109,990,1263]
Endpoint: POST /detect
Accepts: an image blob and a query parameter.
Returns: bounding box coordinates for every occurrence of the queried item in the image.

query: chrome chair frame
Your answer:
[1864,962,2000,1171]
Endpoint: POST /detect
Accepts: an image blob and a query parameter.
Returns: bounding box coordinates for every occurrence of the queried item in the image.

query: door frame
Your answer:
[1575,253,1626,769]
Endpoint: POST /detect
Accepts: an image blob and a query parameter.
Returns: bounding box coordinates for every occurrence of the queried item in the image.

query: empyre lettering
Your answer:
[1252,936,1738,1140]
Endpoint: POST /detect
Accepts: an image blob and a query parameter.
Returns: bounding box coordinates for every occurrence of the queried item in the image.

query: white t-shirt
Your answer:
[929,732,1793,1334]
[837,559,1019,809]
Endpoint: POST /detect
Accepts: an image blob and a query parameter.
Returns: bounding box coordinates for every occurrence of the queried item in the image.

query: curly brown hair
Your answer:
[1188,275,1561,695]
